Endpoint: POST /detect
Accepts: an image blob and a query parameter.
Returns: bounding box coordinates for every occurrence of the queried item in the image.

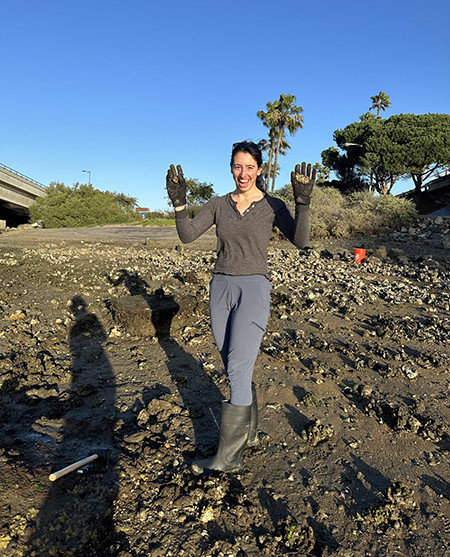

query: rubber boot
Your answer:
[191,401,251,474]
[246,382,259,448]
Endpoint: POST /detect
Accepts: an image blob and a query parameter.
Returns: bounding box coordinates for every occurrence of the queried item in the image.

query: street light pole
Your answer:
[82,170,91,185]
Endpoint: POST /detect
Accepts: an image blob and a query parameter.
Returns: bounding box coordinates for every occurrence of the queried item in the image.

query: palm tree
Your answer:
[257,101,278,188]
[370,91,391,118]
[258,94,304,191]
[257,135,291,187]
[270,94,304,191]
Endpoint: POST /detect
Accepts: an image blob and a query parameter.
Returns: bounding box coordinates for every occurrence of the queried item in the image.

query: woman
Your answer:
[166,141,315,474]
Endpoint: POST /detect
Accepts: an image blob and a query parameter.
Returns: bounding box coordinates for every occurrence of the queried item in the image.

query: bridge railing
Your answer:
[0,162,46,188]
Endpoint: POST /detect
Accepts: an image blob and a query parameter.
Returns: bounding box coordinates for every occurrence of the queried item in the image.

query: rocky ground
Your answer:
[0,218,449,557]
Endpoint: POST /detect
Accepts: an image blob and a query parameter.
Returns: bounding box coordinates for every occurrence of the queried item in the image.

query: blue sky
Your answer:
[2,0,449,209]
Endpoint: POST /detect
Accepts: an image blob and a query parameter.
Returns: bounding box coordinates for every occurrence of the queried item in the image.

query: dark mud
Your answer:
[0,220,449,556]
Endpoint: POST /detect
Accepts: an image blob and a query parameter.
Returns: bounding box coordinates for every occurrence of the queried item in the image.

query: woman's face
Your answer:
[231,151,262,194]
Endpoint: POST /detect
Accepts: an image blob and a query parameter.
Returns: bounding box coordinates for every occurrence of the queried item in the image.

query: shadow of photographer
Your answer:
[26,295,120,556]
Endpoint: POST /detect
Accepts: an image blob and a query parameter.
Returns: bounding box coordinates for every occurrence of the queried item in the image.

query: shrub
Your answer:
[370,193,418,228]
[145,210,172,219]
[310,187,348,239]
[143,211,175,225]
[29,183,138,228]
[143,217,176,226]
[272,186,417,239]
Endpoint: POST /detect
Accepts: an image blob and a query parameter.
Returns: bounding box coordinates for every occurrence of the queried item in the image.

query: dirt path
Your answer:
[2,224,216,246]
[0,223,449,556]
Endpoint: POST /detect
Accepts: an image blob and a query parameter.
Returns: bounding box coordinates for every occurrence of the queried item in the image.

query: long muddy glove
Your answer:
[166,164,187,208]
[291,162,317,205]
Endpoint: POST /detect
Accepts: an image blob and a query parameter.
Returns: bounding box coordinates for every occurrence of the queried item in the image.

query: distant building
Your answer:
[136,207,150,217]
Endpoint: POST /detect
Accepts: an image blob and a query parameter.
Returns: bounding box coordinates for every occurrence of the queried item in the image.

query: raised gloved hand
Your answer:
[166,164,187,208]
[291,162,317,205]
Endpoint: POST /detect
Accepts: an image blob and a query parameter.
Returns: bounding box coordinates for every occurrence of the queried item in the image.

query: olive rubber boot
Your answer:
[191,401,251,475]
[246,383,259,448]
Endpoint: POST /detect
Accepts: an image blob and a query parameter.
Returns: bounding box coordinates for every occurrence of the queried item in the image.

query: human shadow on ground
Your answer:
[257,486,335,555]
[26,295,121,556]
[341,453,390,517]
[110,270,225,456]
[204,477,248,549]
[422,473,449,501]
[257,485,291,527]
[284,404,310,436]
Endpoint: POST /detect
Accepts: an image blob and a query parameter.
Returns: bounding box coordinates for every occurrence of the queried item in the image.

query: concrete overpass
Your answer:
[422,173,450,215]
[0,163,47,225]
[398,172,450,215]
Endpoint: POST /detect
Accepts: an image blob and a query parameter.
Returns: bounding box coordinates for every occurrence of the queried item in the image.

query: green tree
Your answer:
[332,113,450,196]
[333,117,406,194]
[181,178,216,217]
[185,178,215,205]
[359,111,377,122]
[386,113,450,200]
[258,94,304,192]
[369,91,391,118]
[312,162,331,185]
[29,182,137,228]
[321,145,367,193]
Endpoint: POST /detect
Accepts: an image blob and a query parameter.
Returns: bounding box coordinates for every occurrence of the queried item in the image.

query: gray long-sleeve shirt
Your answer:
[175,193,309,279]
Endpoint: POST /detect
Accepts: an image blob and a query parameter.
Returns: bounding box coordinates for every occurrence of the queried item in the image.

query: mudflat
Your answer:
[0,222,449,556]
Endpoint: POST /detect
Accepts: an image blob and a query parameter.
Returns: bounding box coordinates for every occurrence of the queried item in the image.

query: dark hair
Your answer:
[230,141,267,192]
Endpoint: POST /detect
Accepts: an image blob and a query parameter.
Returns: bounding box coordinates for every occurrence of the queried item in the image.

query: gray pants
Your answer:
[209,274,271,406]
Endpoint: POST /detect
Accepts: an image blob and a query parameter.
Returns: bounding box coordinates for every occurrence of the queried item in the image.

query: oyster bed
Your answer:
[0,220,449,556]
